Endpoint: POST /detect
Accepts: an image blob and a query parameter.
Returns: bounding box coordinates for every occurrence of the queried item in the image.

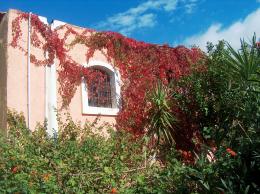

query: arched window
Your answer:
[82,60,120,115]
[87,68,112,108]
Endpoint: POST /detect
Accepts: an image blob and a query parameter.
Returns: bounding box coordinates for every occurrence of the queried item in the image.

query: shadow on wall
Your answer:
[0,12,7,134]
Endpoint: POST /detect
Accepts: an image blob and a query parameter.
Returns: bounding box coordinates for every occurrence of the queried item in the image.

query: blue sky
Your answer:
[1,0,260,50]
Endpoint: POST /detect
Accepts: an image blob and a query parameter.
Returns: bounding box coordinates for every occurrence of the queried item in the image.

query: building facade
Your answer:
[0,9,120,135]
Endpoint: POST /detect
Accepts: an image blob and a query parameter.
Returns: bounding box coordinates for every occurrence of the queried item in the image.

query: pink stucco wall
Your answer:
[6,10,45,130]
[2,9,116,131]
[55,23,116,125]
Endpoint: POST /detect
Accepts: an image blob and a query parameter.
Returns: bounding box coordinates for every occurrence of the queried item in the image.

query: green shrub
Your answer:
[141,36,260,193]
[0,111,151,193]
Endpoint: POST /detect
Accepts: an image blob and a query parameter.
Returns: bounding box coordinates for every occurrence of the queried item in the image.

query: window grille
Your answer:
[88,68,112,108]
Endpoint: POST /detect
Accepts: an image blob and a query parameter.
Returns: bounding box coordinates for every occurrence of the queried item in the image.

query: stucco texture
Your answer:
[1,9,116,132]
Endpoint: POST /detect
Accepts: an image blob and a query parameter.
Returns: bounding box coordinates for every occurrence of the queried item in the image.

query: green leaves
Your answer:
[0,111,148,193]
[146,81,176,146]
[224,34,260,91]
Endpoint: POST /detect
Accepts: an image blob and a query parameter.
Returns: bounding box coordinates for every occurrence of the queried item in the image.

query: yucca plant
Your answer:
[146,81,176,146]
[223,34,260,131]
[224,34,260,91]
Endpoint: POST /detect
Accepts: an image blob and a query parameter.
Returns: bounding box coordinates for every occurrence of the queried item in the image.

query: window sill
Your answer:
[82,106,119,116]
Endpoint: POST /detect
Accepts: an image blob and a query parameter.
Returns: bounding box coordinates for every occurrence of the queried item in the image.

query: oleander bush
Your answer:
[140,36,260,193]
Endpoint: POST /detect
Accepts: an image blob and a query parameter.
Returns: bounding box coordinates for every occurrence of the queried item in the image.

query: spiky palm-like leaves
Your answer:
[224,34,260,91]
[146,82,176,146]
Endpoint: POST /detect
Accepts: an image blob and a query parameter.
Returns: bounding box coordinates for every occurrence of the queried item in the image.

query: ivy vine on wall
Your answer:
[11,11,205,136]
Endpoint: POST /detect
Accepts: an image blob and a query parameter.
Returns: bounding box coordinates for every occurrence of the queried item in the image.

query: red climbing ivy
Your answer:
[11,11,205,136]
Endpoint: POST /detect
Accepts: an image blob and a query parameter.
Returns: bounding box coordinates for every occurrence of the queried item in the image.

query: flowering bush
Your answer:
[0,111,151,193]
[135,37,260,193]
[2,111,259,194]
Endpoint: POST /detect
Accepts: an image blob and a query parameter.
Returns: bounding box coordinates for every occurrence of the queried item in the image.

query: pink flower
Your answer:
[226,148,237,157]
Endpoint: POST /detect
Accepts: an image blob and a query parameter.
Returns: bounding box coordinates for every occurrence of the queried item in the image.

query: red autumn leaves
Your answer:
[11,11,205,144]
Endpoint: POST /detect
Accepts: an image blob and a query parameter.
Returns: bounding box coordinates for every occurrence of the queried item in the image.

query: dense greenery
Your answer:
[142,36,260,193]
[2,31,260,193]
[0,111,150,193]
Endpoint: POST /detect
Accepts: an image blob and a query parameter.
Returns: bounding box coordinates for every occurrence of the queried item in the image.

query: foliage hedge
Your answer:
[0,111,150,193]
[1,110,259,193]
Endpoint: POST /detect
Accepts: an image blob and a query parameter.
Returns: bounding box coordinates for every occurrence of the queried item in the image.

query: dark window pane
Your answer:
[88,68,112,108]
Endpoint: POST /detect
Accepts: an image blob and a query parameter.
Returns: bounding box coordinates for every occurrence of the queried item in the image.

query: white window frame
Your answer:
[81,60,121,115]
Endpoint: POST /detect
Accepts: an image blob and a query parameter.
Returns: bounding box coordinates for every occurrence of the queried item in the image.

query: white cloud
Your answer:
[184,0,198,14]
[120,13,157,35]
[95,0,193,35]
[184,8,260,50]
[257,0,260,3]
